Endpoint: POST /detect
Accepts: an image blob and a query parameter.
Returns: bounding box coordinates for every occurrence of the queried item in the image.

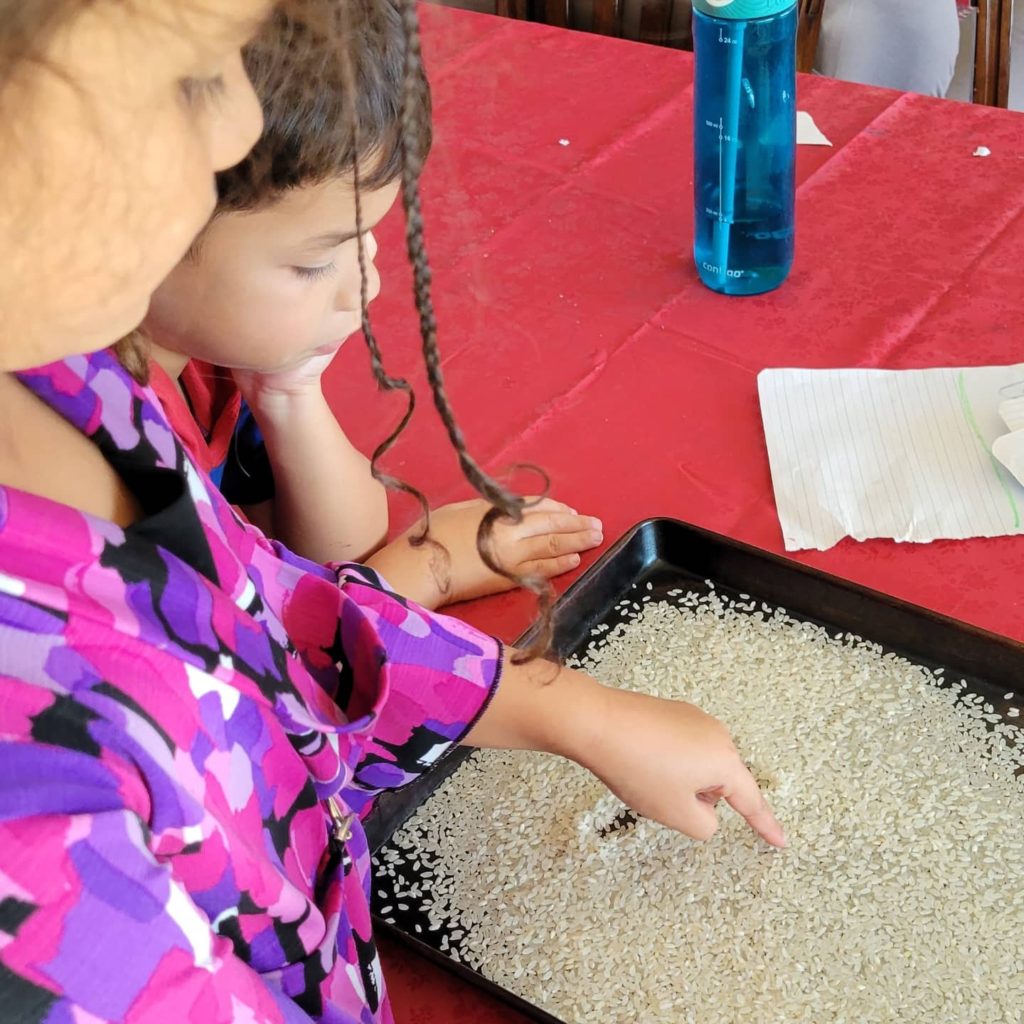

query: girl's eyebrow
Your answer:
[304,213,388,250]
[305,229,359,248]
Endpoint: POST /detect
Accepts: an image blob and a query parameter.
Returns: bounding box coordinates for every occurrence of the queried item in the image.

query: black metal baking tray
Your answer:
[366,517,1024,1023]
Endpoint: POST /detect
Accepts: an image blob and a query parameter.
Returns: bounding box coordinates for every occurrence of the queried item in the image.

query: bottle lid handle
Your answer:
[692,0,795,19]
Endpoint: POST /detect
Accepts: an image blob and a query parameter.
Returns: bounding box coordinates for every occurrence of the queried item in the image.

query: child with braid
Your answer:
[0,0,785,1018]
[142,0,604,613]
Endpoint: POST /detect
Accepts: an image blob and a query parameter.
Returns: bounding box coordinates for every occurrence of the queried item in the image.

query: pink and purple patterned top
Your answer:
[0,349,502,1022]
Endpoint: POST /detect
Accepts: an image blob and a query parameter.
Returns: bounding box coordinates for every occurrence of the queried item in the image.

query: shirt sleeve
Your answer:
[277,557,504,816]
[0,798,312,1024]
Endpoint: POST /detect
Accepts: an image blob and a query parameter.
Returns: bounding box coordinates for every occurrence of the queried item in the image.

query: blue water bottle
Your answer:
[692,0,796,296]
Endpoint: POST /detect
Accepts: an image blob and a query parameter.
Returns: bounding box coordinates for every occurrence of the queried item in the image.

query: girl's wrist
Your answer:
[248,386,330,433]
[471,654,612,764]
[543,666,612,765]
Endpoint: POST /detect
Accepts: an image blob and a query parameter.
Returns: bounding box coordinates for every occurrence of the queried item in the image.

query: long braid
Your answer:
[395,0,554,662]
[337,1,454,601]
[350,141,431,538]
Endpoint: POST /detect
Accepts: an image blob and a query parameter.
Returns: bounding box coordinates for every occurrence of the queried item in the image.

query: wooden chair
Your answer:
[973,0,1014,107]
[497,0,828,73]
[496,0,1015,109]
[796,0,826,75]
[495,0,677,41]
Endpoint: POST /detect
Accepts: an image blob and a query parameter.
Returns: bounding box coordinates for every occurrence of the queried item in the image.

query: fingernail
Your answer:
[569,553,581,565]
[588,531,604,545]
[588,518,603,530]
[569,507,578,515]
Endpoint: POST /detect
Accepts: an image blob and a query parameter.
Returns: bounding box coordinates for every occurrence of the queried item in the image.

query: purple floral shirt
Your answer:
[0,350,501,1022]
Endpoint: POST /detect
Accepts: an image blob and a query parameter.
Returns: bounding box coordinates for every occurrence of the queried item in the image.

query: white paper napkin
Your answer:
[758,365,1024,551]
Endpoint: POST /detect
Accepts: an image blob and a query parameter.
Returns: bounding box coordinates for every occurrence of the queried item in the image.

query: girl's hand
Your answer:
[429,497,602,605]
[580,687,786,846]
[467,658,786,848]
[232,345,341,415]
[228,344,389,563]
[370,498,603,609]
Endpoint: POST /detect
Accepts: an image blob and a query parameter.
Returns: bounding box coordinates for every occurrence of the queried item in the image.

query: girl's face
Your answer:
[0,0,270,371]
[145,175,401,375]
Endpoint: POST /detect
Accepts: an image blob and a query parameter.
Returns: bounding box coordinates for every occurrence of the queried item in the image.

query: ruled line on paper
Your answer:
[757,365,1024,552]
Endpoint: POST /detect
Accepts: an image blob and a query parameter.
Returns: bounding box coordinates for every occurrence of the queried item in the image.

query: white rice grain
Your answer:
[378,591,1024,1024]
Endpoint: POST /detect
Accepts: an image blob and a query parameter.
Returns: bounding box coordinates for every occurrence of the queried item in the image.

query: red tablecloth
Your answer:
[321,7,1024,1019]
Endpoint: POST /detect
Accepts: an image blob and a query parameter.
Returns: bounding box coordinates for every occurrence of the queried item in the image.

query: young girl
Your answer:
[142,0,604,612]
[0,2,783,1022]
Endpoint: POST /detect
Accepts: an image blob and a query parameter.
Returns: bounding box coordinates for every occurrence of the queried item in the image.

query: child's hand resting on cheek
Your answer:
[231,344,344,411]
[367,497,603,610]
[224,344,391,564]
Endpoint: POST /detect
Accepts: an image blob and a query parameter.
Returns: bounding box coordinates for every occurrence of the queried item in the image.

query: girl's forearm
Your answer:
[255,391,388,564]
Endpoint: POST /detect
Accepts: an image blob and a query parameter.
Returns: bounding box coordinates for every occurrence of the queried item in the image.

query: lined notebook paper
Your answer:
[757,365,1024,551]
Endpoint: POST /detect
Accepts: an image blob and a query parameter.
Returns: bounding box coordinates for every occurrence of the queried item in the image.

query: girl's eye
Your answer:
[292,263,337,281]
[179,75,227,107]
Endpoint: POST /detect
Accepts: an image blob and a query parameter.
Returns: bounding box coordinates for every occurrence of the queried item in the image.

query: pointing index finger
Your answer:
[725,768,787,848]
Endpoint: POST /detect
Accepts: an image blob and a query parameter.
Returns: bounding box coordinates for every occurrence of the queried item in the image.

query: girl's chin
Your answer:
[310,338,349,357]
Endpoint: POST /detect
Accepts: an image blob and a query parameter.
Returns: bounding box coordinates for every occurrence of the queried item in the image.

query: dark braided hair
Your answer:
[119,1,434,547]
[389,0,555,662]
[333,0,448,581]
[218,0,436,552]
[117,0,557,655]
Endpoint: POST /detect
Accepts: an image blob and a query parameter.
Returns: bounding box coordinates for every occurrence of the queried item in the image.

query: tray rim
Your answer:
[523,515,1024,657]
[373,516,1024,1022]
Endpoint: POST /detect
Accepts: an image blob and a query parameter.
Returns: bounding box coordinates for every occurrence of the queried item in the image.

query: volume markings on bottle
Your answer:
[704,119,734,142]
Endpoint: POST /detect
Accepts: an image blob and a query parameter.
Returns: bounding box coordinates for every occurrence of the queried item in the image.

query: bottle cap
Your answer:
[692,0,794,19]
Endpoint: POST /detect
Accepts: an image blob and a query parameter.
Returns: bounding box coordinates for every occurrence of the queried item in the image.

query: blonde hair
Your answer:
[112,331,151,385]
